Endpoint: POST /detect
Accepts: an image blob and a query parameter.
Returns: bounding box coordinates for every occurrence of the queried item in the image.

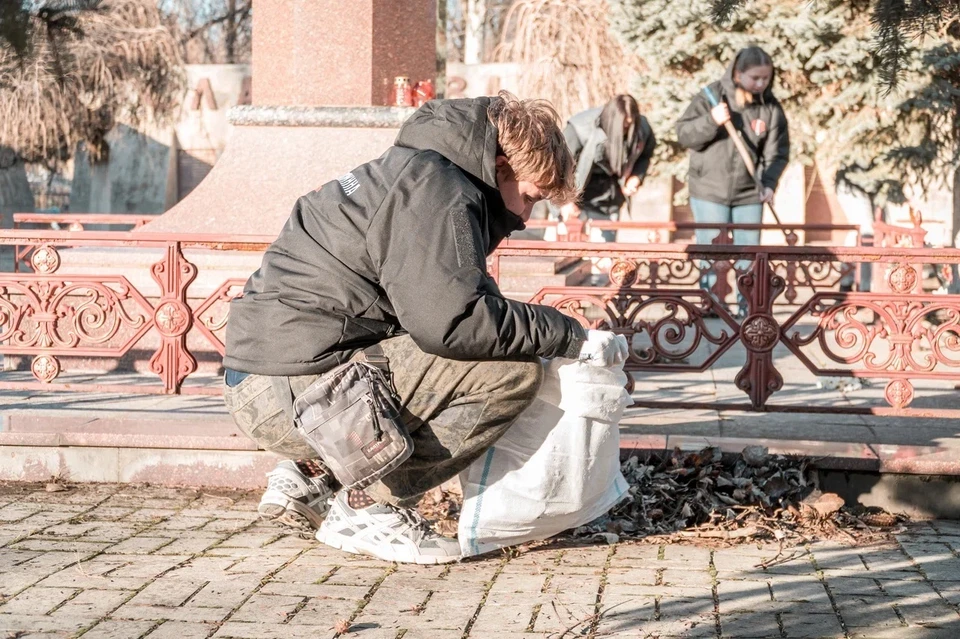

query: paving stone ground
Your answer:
[2,484,960,639]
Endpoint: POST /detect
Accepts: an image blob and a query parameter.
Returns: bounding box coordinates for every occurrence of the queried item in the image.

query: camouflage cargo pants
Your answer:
[223,334,544,506]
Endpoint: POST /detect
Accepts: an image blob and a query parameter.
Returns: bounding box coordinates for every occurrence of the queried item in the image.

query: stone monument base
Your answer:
[140,106,415,236]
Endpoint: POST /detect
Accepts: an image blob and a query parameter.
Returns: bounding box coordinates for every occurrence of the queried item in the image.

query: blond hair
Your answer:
[487,91,578,205]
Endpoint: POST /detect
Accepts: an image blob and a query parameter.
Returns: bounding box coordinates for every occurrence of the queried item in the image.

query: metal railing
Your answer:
[523,218,862,247]
[11,213,157,273]
[0,230,270,395]
[2,228,958,418]
[490,239,960,417]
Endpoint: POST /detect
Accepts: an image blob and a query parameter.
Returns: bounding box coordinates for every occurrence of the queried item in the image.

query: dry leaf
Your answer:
[574,446,903,546]
[333,618,351,634]
[811,493,846,518]
[433,519,458,536]
[742,446,770,467]
[860,511,900,528]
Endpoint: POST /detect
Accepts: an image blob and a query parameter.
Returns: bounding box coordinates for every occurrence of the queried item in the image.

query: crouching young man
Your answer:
[222,92,629,564]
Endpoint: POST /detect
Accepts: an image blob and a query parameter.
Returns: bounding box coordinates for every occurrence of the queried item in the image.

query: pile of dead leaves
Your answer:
[573,446,906,546]
[418,484,461,537]
[413,446,906,548]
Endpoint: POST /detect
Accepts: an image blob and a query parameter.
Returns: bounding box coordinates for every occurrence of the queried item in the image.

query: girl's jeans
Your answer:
[689,197,763,316]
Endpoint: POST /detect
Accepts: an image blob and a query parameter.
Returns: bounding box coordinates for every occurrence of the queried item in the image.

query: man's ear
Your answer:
[495,155,513,182]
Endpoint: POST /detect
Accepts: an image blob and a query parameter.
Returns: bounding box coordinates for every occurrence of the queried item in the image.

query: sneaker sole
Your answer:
[315,528,460,565]
[259,495,328,532]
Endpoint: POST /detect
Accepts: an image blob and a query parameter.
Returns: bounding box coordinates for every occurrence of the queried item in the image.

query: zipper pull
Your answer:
[364,394,384,440]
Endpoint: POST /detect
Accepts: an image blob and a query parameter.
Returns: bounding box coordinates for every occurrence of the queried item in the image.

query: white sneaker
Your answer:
[316,491,461,565]
[258,460,335,532]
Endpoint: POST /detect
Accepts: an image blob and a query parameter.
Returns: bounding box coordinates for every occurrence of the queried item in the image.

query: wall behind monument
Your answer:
[70,64,251,214]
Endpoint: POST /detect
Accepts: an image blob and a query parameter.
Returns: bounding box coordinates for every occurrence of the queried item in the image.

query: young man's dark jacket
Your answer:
[675,56,790,207]
[224,97,587,377]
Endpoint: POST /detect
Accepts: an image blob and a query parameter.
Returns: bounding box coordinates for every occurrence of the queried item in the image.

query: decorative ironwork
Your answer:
[0,230,273,394]
[0,279,150,351]
[634,258,700,289]
[154,301,191,337]
[32,354,60,383]
[772,259,854,304]
[885,379,914,409]
[529,287,740,371]
[781,294,960,409]
[148,244,199,393]
[31,245,60,274]
[609,260,639,287]
[733,256,786,408]
[783,296,960,377]
[741,314,779,352]
[888,264,919,294]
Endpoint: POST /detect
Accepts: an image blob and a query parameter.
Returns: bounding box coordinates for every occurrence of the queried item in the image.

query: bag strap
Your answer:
[360,343,390,372]
[270,376,296,425]
[272,344,392,426]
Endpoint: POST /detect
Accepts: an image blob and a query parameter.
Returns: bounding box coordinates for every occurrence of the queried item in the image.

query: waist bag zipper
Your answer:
[361,394,383,441]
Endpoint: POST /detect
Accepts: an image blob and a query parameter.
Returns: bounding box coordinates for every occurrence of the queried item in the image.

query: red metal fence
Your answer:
[2,227,959,418]
[12,213,156,273]
[0,230,270,395]
[524,218,863,247]
[490,239,960,417]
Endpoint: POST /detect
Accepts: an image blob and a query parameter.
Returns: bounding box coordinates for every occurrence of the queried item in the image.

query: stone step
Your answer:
[0,413,276,489]
[497,255,584,276]
[497,259,591,297]
[4,412,960,517]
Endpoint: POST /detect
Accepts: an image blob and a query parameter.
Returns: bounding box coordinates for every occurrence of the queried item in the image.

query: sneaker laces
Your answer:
[306,474,331,494]
[390,506,433,534]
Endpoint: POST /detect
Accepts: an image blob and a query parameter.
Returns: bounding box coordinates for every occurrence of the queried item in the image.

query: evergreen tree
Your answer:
[610,0,939,204]
[710,0,958,90]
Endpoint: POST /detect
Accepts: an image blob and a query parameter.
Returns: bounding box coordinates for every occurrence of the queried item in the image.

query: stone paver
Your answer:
[2,484,960,638]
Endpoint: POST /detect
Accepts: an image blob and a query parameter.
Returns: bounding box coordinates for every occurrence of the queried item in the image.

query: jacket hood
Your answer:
[394,96,524,236]
[720,52,777,104]
[395,97,500,191]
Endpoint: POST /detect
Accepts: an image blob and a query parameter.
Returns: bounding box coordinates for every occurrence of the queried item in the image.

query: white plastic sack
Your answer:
[458,358,631,557]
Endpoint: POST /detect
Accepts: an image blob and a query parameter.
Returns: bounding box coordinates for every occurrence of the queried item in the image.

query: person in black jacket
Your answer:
[222,93,629,565]
[676,46,790,314]
[560,95,657,241]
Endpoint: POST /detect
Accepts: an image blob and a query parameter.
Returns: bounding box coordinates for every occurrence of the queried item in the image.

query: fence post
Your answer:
[734,253,785,408]
[149,242,198,393]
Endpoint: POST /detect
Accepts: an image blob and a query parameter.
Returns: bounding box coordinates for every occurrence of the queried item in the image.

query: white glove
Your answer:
[578,329,630,367]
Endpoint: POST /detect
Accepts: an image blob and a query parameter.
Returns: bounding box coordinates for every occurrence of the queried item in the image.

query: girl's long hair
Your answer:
[598,94,642,177]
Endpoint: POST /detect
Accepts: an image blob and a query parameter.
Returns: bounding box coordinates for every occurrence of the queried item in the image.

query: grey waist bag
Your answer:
[271,346,413,490]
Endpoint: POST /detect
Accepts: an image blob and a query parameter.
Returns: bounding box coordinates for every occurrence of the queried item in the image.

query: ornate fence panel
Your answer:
[2,229,959,418]
[490,240,960,418]
[0,230,271,395]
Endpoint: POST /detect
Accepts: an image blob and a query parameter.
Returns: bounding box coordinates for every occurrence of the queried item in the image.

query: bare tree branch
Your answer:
[0,0,184,167]
[496,0,643,120]
[184,0,251,41]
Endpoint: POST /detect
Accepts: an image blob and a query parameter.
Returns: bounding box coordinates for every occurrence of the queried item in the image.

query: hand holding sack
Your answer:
[458,358,632,557]
[578,329,630,367]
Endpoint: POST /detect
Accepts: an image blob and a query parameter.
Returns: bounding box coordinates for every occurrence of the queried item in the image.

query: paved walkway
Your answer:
[2,485,960,638]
